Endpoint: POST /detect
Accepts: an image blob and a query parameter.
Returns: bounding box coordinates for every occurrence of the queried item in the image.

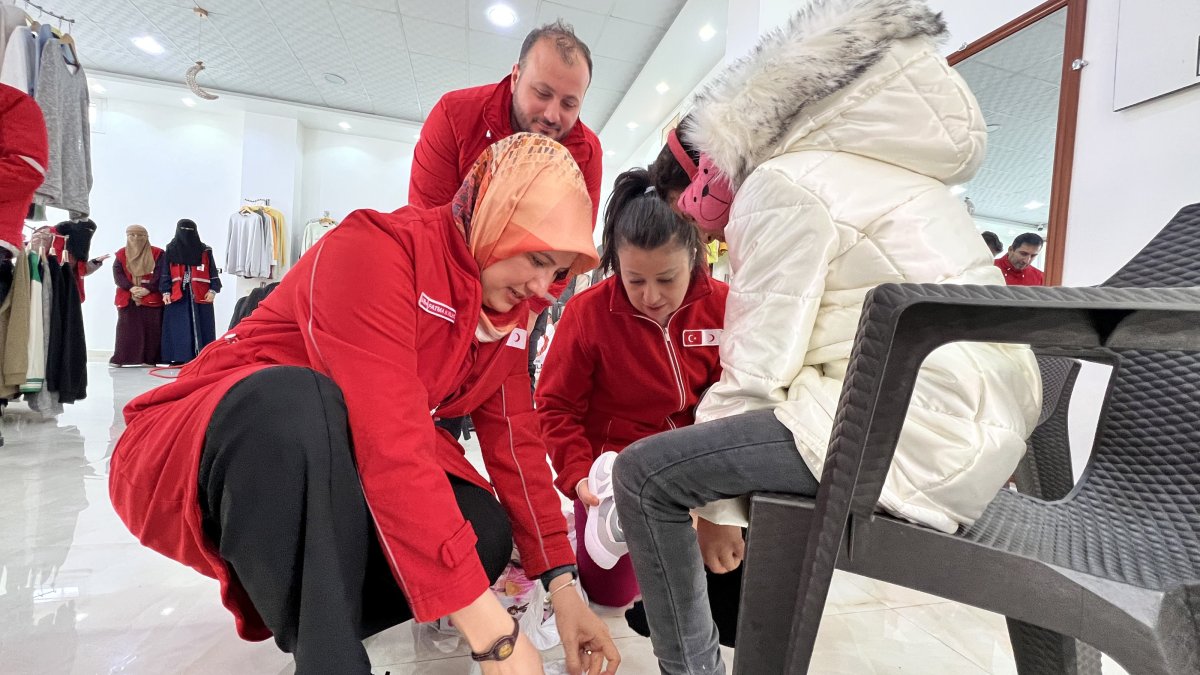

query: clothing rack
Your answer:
[243,197,271,206]
[20,1,76,28]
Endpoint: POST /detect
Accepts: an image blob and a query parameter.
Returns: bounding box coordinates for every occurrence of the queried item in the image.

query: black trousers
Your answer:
[199,366,513,674]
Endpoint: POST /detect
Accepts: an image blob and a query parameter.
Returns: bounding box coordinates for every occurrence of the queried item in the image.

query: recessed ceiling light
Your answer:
[413,132,420,140]
[323,72,347,85]
[605,150,616,156]
[88,80,106,94]
[486,4,518,28]
[338,121,352,130]
[986,123,1001,132]
[655,81,670,94]
[950,185,966,196]
[132,36,165,55]
[1024,200,1045,210]
[181,97,197,107]
[699,23,717,42]
[626,121,639,130]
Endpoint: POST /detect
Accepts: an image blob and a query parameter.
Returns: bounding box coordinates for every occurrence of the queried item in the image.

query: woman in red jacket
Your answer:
[108,134,619,675]
[536,168,740,644]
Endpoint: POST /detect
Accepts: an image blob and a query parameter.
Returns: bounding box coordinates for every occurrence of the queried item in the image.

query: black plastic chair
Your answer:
[735,204,1200,675]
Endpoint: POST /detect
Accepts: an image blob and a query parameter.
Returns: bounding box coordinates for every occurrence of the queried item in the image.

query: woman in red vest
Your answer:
[159,219,221,364]
[110,225,165,366]
[108,134,620,675]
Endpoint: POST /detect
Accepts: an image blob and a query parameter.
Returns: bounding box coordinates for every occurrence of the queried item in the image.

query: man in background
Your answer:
[995,232,1045,285]
[408,20,603,437]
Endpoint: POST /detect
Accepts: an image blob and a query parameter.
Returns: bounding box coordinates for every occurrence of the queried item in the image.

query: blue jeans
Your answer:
[613,410,819,675]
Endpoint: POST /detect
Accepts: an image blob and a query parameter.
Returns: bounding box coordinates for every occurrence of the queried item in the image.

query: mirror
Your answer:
[952,7,1070,286]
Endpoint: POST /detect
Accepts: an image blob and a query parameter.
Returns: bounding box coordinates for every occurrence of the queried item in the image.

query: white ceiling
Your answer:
[22,0,685,129]
[953,8,1067,227]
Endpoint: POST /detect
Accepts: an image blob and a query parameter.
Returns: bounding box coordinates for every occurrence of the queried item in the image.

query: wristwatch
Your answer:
[470,616,520,662]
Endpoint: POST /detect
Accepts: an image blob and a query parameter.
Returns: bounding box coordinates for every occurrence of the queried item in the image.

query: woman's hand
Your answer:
[450,590,544,674]
[130,286,148,298]
[162,293,172,305]
[549,574,621,674]
[576,479,601,507]
[696,518,744,574]
[204,290,216,303]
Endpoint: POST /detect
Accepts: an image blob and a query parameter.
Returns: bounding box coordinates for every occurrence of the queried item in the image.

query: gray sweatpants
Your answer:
[613,410,820,675]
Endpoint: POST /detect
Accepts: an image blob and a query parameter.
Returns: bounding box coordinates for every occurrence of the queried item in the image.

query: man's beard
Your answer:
[512,102,564,140]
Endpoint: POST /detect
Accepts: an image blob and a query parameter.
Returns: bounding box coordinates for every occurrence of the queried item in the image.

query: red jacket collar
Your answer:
[482,75,591,150]
[607,266,716,317]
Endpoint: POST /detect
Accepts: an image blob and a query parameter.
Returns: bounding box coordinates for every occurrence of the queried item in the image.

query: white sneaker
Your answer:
[584,452,627,569]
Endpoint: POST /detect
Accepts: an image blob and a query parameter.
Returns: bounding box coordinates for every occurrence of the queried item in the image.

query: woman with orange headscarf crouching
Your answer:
[107,134,621,675]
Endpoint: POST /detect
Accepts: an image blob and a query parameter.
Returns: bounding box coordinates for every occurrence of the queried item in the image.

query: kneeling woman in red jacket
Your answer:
[536,168,739,643]
[109,134,620,675]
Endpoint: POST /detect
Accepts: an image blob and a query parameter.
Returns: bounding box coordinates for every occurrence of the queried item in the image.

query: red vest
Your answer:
[169,254,215,304]
[115,247,164,308]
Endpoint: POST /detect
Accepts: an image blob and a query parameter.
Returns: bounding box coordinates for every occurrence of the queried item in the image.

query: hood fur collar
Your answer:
[684,0,947,187]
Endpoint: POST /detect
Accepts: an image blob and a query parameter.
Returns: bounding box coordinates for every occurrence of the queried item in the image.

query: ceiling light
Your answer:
[655,81,670,94]
[338,121,352,130]
[1024,200,1045,210]
[950,185,966,196]
[486,4,518,28]
[181,97,197,107]
[626,121,639,130]
[605,150,616,156]
[986,123,1001,132]
[88,80,106,94]
[323,72,347,85]
[698,23,717,42]
[413,132,420,140]
[160,607,175,616]
[132,36,165,55]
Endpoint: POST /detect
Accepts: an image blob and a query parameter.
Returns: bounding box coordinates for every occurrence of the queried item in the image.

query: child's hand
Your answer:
[576,478,601,507]
[696,518,744,574]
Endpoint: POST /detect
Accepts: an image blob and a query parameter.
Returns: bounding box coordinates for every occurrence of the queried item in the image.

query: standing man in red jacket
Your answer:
[410,19,604,435]
[409,20,603,223]
[995,232,1046,286]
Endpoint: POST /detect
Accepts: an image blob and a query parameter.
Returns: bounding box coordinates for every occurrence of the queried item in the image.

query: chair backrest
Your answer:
[1103,203,1200,288]
[1069,204,1200,587]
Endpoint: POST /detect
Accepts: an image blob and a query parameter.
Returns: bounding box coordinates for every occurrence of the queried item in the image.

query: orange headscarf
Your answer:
[451,132,598,340]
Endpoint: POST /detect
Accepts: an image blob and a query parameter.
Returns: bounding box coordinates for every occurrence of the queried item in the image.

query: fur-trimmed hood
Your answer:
[684,0,986,187]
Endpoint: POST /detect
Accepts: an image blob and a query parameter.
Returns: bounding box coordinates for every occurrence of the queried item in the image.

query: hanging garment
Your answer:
[0,25,35,95]
[160,248,220,364]
[33,37,91,219]
[27,252,61,416]
[0,5,27,72]
[224,210,272,278]
[21,249,44,393]
[0,249,30,395]
[0,83,48,255]
[45,253,86,403]
[300,218,337,254]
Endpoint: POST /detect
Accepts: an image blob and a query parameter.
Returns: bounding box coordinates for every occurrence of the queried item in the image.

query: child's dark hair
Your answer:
[599,167,705,275]
[647,114,700,197]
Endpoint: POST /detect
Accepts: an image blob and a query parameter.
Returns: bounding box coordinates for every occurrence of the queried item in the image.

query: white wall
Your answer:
[79,98,244,353]
[297,129,415,259]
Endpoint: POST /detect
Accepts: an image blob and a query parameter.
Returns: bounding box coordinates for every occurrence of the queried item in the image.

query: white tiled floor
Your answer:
[0,363,1129,674]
